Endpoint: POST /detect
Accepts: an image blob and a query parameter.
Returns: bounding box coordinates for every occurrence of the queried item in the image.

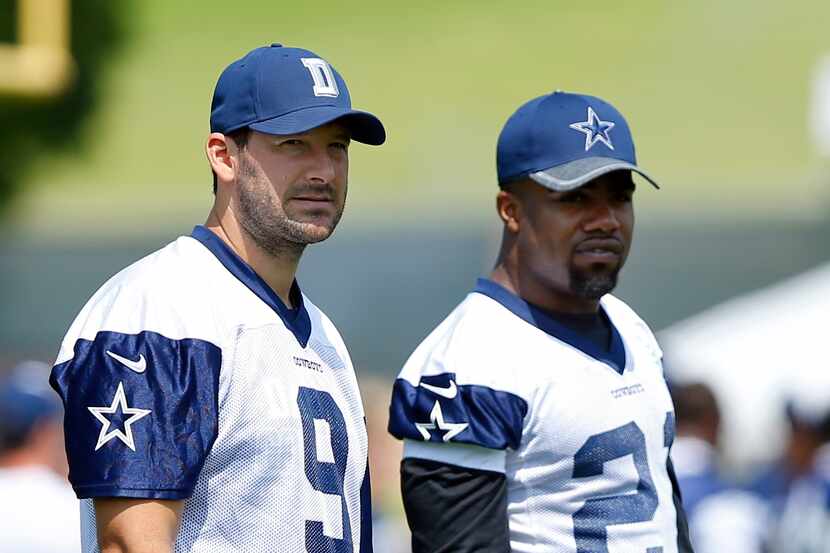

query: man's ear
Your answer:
[496,188,522,234]
[206,133,236,186]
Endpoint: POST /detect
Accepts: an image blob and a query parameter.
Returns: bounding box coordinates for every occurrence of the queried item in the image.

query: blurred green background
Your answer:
[2,0,830,369]
[9,0,830,237]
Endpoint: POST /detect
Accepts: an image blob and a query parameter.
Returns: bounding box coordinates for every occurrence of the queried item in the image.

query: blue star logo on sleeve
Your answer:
[415,401,469,442]
[569,106,616,151]
[88,382,152,451]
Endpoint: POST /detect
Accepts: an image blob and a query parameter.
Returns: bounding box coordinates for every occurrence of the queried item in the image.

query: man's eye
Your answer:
[559,192,585,203]
[331,142,349,151]
[278,139,304,147]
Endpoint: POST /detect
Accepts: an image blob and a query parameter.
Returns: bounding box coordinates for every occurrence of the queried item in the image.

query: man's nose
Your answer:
[305,148,337,183]
[583,200,621,233]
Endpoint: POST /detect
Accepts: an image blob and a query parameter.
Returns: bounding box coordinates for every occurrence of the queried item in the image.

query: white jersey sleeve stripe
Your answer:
[403,440,507,473]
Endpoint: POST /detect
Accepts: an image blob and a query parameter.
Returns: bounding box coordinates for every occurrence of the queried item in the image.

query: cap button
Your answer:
[270,43,283,48]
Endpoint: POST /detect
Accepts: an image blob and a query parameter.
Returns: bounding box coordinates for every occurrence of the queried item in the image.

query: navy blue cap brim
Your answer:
[528,157,660,192]
[249,106,386,145]
[0,388,62,436]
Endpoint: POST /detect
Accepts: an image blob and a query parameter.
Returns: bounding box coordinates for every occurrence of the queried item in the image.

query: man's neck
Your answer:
[0,449,37,469]
[0,449,61,476]
[489,262,600,315]
[204,210,301,308]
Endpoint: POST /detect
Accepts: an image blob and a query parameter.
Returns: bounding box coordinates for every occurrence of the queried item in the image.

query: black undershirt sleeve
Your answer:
[666,455,696,553]
[401,457,511,553]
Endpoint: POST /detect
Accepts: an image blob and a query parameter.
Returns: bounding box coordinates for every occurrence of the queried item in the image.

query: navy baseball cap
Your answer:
[0,361,61,446]
[496,91,659,191]
[210,44,385,145]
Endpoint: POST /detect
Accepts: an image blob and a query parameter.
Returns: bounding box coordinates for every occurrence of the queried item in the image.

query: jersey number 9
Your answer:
[298,387,354,553]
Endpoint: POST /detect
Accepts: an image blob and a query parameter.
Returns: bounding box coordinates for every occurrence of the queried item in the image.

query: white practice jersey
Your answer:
[389,279,682,553]
[50,226,372,553]
[0,466,82,553]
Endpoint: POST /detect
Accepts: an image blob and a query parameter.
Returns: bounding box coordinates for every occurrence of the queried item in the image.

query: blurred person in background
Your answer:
[670,381,766,553]
[749,393,830,507]
[742,384,830,553]
[670,382,726,514]
[0,361,81,552]
[763,389,830,553]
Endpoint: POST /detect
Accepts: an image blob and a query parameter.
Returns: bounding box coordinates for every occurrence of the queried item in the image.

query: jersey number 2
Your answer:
[571,414,672,553]
[298,387,353,553]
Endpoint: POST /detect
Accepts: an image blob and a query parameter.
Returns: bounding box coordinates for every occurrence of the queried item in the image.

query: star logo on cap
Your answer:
[88,382,151,451]
[569,106,616,151]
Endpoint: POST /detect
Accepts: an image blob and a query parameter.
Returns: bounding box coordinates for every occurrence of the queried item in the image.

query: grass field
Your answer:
[11,0,830,236]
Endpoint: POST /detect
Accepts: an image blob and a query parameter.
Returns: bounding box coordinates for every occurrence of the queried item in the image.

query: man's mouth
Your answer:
[290,195,335,207]
[292,194,332,202]
[574,237,623,255]
[573,238,624,262]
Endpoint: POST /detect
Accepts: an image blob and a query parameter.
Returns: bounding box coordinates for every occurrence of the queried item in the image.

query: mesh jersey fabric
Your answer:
[51,228,371,553]
[389,279,681,553]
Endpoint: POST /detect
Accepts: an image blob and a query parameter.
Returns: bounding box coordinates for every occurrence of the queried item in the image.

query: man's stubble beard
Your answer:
[568,264,621,300]
[236,154,345,259]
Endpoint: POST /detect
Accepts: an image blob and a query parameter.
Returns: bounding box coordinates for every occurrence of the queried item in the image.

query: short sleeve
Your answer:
[387,372,528,451]
[50,329,221,500]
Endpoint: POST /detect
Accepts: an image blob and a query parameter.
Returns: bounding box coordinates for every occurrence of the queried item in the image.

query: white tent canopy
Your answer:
[659,261,830,471]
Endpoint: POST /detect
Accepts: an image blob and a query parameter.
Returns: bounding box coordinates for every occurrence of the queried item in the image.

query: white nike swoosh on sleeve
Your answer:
[419,381,458,399]
[106,351,147,374]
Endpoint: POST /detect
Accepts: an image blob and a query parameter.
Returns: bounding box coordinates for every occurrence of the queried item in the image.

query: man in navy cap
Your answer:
[51,44,385,552]
[0,361,81,553]
[388,92,694,552]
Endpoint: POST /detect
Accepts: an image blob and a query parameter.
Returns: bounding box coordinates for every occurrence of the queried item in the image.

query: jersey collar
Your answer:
[191,226,312,348]
[473,278,627,374]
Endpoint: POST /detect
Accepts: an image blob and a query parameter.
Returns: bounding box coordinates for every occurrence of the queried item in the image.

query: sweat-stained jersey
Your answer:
[389,279,686,553]
[50,226,372,553]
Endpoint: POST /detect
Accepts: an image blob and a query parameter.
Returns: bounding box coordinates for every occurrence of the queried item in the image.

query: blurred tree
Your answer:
[0,0,131,216]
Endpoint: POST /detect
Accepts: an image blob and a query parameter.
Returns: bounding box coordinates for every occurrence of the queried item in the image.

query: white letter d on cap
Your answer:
[301,58,339,98]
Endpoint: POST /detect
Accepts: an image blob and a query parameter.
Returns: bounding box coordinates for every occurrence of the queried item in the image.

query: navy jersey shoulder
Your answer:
[389,287,534,453]
[50,330,221,499]
[50,235,225,500]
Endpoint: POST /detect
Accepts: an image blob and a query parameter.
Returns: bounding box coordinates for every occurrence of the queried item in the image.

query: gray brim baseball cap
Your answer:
[497,91,660,191]
[529,157,661,192]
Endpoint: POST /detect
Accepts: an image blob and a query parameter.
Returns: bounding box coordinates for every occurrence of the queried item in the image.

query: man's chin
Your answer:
[569,270,619,300]
[288,220,337,244]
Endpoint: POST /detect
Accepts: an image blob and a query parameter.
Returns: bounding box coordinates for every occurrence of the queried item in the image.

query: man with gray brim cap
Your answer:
[390,92,693,552]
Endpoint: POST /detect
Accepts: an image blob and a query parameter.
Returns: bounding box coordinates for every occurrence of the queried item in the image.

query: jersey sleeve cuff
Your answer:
[403,439,507,474]
[73,484,192,500]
